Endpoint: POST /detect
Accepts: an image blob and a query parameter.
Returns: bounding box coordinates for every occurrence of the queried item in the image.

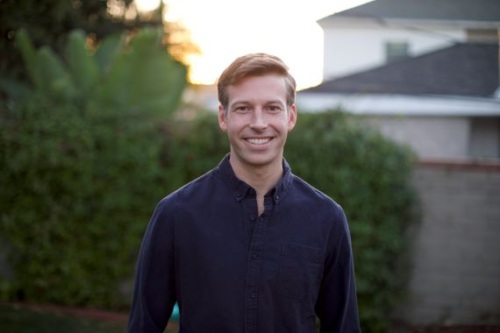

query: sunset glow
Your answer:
[135,0,372,89]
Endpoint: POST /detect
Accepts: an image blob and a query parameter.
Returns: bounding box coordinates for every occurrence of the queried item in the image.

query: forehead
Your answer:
[226,74,287,105]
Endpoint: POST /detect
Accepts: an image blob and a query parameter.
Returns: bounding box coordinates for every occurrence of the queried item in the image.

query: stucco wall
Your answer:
[366,115,472,159]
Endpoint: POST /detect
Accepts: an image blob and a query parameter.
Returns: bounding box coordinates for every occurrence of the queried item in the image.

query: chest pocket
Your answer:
[277,243,323,301]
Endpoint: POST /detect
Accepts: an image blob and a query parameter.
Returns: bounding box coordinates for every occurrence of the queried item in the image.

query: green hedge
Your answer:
[287,111,417,332]
[167,111,417,332]
[0,28,186,308]
[1,27,417,331]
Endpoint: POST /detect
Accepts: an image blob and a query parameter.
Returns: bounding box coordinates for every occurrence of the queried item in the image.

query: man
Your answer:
[128,53,360,332]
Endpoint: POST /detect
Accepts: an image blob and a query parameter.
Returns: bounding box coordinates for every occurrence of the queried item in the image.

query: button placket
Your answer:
[244,213,267,333]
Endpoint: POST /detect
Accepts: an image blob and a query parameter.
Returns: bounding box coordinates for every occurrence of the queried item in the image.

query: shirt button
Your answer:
[249,214,256,221]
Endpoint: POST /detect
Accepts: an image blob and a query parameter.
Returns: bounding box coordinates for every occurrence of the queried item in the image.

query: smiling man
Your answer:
[128,53,360,333]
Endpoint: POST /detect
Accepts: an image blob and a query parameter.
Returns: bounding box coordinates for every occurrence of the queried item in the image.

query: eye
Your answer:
[267,105,282,113]
[234,105,250,113]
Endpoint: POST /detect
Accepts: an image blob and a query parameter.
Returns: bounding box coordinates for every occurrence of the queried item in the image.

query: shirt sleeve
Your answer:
[128,198,177,333]
[315,205,361,333]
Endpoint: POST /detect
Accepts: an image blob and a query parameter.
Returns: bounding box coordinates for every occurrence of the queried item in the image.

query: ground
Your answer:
[0,302,179,333]
[2,302,499,333]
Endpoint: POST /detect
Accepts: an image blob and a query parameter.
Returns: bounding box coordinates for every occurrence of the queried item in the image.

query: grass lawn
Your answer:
[0,302,178,333]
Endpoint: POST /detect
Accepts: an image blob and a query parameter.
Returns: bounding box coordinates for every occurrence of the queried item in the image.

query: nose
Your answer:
[250,108,267,130]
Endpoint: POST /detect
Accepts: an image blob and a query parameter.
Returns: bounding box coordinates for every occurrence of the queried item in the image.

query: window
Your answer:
[385,41,409,63]
[466,29,498,43]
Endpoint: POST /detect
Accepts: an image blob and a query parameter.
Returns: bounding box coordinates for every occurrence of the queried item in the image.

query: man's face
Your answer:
[218,74,297,171]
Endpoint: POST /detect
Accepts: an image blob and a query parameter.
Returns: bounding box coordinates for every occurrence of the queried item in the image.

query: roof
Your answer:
[302,42,500,98]
[296,93,500,116]
[318,0,500,24]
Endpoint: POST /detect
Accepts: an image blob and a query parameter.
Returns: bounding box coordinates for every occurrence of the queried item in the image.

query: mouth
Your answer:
[245,137,272,145]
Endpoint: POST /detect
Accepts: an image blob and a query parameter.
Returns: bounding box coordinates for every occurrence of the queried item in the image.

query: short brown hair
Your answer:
[217,53,297,109]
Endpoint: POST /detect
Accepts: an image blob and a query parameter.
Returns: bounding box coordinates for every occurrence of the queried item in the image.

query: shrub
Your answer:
[168,110,417,332]
[286,111,417,332]
[1,26,417,329]
[0,28,187,308]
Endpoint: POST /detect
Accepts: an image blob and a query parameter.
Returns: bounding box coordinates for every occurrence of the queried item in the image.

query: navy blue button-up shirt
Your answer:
[128,155,360,332]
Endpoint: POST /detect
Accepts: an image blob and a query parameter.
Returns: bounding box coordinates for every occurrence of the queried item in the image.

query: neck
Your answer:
[229,156,283,212]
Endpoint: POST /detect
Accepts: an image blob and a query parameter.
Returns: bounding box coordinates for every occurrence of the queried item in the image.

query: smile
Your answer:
[246,137,271,145]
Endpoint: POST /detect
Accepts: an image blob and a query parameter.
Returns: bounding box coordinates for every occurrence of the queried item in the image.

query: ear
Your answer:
[287,104,297,132]
[218,104,228,132]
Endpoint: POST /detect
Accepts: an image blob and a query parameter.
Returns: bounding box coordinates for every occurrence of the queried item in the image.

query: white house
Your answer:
[318,0,500,80]
[298,1,500,327]
[298,0,500,160]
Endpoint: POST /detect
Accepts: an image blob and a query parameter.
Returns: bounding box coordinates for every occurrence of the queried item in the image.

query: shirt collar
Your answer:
[215,154,292,203]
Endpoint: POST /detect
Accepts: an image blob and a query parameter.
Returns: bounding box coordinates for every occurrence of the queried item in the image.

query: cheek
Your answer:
[225,117,246,131]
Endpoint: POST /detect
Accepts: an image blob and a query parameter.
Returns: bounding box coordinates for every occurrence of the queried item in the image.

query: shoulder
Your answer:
[287,173,350,237]
[285,174,352,252]
[289,174,344,215]
[156,168,220,212]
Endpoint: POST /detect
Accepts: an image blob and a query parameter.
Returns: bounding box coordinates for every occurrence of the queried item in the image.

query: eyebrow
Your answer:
[230,99,285,107]
[266,100,286,105]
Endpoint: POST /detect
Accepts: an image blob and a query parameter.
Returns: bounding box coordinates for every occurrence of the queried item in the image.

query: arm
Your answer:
[315,206,360,333]
[128,198,176,333]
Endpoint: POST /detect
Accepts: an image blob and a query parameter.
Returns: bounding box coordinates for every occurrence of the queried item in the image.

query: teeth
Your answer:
[247,138,270,145]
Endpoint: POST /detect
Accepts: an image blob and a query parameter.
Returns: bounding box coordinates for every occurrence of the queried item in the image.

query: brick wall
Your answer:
[397,160,500,325]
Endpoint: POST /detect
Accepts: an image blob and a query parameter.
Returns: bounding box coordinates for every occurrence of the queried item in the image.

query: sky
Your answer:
[135,0,372,90]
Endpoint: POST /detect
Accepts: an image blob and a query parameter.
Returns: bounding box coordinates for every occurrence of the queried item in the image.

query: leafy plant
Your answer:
[0,0,165,83]
[0,28,187,308]
[166,110,417,332]
[1,29,417,331]
[286,111,417,332]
